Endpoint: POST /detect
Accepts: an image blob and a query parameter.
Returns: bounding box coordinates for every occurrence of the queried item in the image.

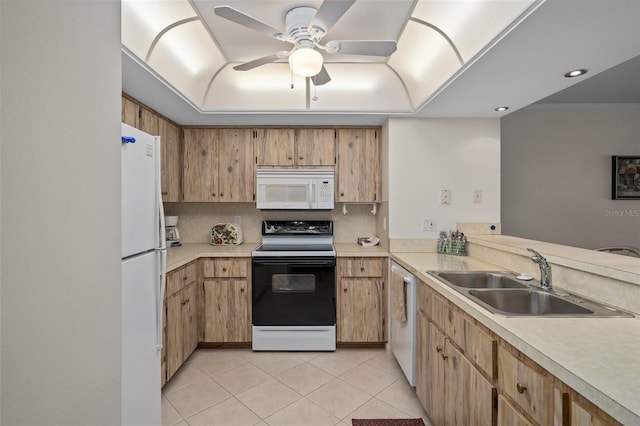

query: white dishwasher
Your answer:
[390,261,417,386]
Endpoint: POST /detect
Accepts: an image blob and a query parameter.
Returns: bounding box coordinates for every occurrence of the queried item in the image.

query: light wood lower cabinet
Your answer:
[165,261,199,381]
[202,258,251,343]
[498,395,534,426]
[337,257,386,343]
[418,275,623,426]
[416,280,497,426]
[498,346,551,425]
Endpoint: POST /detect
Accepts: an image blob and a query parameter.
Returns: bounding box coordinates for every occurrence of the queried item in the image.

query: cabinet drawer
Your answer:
[463,318,497,379]
[339,258,384,277]
[431,292,448,332]
[166,262,197,298]
[202,258,248,278]
[498,346,549,425]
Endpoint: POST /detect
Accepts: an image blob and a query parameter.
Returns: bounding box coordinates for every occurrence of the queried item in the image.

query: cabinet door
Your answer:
[139,107,160,135]
[425,322,446,426]
[462,353,497,425]
[255,128,295,166]
[160,118,181,202]
[183,128,218,201]
[218,129,254,202]
[166,293,183,380]
[295,128,335,166]
[181,282,199,360]
[416,310,429,410]
[498,395,534,426]
[336,128,380,202]
[122,96,139,128]
[337,278,385,342]
[203,279,250,342]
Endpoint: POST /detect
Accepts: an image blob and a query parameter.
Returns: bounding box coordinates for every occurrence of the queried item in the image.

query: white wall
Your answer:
[387,118,501,238]
[1,1,122,424]
[501,104,640,249]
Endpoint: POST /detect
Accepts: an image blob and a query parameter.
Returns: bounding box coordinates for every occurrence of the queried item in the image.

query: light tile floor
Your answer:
[162,347,430,426]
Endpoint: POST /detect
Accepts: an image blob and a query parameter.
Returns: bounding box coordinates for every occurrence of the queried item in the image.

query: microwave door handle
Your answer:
[311,182,316,208]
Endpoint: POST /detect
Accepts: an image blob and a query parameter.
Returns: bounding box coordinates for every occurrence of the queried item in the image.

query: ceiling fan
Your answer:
[214,0,398,85]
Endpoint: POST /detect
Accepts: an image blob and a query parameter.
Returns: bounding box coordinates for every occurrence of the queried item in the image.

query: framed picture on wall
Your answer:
[612,155,640,200]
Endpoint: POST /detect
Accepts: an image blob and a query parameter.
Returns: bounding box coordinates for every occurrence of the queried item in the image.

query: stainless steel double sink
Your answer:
[427,271,633,317]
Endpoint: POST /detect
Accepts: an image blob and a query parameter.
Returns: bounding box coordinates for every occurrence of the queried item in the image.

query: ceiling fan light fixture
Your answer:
[289,47,323,77]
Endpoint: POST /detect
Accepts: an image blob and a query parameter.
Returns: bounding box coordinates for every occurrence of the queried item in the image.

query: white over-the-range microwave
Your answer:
[256,169,335,210]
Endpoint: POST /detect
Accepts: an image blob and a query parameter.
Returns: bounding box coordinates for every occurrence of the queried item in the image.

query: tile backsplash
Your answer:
[164,203,378,244]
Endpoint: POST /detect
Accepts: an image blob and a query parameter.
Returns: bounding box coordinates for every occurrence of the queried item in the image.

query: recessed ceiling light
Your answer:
[494,106,509,112]
[564,69,588,78]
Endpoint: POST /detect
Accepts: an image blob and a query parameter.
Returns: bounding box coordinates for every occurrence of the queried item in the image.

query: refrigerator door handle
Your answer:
[156,135,167,353]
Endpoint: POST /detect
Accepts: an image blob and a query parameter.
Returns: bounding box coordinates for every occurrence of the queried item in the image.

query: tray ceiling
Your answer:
[122,0,540,114]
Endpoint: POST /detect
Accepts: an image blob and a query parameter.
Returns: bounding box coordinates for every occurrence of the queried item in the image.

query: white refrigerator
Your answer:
[121,123,166,425]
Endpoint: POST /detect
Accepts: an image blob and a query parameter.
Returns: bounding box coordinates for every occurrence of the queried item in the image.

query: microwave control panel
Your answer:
[318,181,333,203]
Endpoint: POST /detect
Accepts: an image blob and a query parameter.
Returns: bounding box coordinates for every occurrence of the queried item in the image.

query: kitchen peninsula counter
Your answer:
[392,248,640,425]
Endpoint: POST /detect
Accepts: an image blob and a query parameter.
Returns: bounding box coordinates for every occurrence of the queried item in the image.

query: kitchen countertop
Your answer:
[167,242,389,271]
[167,243,258,271]
[391,252,640,425]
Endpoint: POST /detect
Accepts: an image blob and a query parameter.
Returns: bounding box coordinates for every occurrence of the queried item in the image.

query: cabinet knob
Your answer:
[299,156,304,160]
[222,268,227,272]
[220,193,224,197]
[344,288,347,292]
[516,383,527,394]
[340,192,345,197]
[360,267,365,271]
[183,276,187,281]
[161,191,168,195]
[288,156,293,160]
[240,288,244,292]
[441,353,448,361]
[436,346,443,353]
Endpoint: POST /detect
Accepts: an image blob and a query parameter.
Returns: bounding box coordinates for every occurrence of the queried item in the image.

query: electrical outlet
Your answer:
[422,218,436,231]
[440,189,451,204]
[473,190,482,204]
[234,215,241,224]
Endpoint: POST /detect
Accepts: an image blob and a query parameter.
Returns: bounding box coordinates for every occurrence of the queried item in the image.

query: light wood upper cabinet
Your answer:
[337,257,386,343]
[255,128,295,166]
[295,128,335,166]
[255,128,335,167]
[217,128,255,202]
[122,96,139,128]
[336,128,380,202]
[139,106,160,135]
[183,128,254,202]
[183,128,219,202]
[160,118,181,202]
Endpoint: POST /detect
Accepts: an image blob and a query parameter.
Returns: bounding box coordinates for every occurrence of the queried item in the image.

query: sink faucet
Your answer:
[527,248,553,291]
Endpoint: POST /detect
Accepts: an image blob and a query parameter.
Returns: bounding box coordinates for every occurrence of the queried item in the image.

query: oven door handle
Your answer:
[253,259,336,267]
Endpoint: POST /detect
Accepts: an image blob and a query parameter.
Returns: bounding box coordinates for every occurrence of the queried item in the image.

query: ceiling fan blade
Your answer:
[214,5,282,38]
[312,66,331,86]
[233,51,288,71]
[325,40,397,56]
[309,0,355,34]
